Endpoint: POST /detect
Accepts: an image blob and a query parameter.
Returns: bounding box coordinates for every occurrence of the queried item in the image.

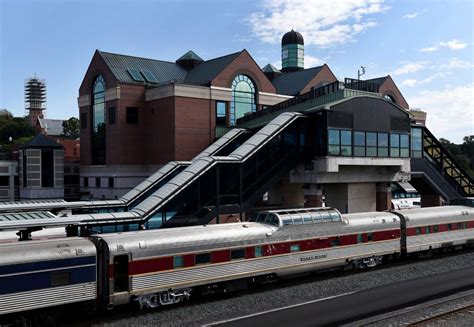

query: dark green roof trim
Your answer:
[262,64,280,73]
[177,50,203,62]
[20,134,63,149]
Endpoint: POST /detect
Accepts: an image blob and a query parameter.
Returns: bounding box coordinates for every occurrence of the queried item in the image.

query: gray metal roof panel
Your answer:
[272,66,324,96]
[20,133,63,149]
[184,51,242,85]
[38,119,64,136]
[99,51,188,85]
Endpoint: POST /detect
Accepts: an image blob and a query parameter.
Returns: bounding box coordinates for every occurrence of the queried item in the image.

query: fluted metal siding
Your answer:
[0,282,96,315]
[131,241,399,291]
[406,229,474,253]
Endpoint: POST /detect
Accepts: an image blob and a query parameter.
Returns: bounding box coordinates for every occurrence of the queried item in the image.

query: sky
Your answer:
[0,0,473,143]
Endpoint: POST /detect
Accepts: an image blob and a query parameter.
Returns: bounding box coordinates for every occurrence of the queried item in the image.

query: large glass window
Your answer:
[354,131,365,156]
[378,133,388,157]
[340,130,352,156]
[230,75,256,125]
[390,133,400,157]
[92,75,106,165]
[366,132,377,157]
[328,129,340,155]
[400,134,410,157]
[216,101,226,126]
[411,128,422,157]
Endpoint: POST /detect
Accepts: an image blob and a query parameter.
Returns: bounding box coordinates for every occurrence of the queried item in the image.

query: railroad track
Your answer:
[353,289,474,326]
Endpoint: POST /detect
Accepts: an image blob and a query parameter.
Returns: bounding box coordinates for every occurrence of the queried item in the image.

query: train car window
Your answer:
[292,214,303,225]
[257,213,268,222]
[330,238,340,247]
[448,224,452,231]
[290,244,300,252]
[195,253,211,265]
[282,218,292,226]
[457,223,462,230]
[311,212,322,223]
[357,234,363,243]
[265,214,279,226]
[301,212,312,223]
[174,256,184,269]
[320,212,332,222]
[433,225,439,233]
[329,212,341,222]
[231,249,245,260]
[367,233,373,242]
[416,227,421,235]
[51,271,71,287]
[425,227,430,234]
[464,222,468,229]
[255,246,263,257]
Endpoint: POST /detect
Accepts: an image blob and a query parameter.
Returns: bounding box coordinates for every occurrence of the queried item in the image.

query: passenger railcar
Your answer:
[1,205,474,323]
[0,238,97,318]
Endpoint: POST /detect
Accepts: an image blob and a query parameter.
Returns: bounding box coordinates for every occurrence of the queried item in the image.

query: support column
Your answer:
[281,177,304,207]
[304,184,323,208]
[421,194,443,207]
[376,182,392,211]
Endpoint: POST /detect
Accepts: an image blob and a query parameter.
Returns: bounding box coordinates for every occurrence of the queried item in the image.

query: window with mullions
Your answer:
[366,132,377,157]
[354,132,365,156]
[216,101,226,126]
[328,129,352,156]
[411,128,422,157]
[390,133,400,157]
[92,75,106,165]
[378,133,388,157]
[390,133,410,157]
[400,134,410,157]
[230,75,256,125]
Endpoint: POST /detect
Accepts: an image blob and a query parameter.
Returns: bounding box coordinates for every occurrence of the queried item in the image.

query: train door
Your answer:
[113,255,129,292]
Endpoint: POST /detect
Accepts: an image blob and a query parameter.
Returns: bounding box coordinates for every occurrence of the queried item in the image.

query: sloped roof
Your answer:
[184,51,242,85]
[365,76,388,85]
[177,50,203,62]
[98,51,188,85]
[271,65,324,95]
[37,118,64,136]
[262,64,280,73]
[21,133,63,149]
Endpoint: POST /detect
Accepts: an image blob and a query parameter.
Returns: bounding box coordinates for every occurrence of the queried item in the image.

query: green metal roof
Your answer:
[177,50,204,62]
[99,51,188,85]
[184,51,242,85]
[262,64,280,73]
[20,134,63,149]
[272,66,324,96]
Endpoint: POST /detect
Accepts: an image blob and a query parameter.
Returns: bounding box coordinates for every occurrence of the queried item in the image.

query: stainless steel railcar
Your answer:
[0,237,97,317]
[1,205,474,320]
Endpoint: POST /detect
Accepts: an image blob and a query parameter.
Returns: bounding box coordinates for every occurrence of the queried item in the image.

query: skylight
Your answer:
[127,69,144,82]
[141,70,158,83]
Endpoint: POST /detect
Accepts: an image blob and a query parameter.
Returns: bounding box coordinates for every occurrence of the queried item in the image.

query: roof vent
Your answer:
[176,50,204,70]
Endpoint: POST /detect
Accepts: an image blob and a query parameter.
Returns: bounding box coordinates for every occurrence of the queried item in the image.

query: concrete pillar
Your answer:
[267,181,282,206]
[421,194,443,207]
[376,182,392,211]
[281,177,304,207]
[325,182,377,213]
[304,184,323,208]
[324,184,348,213]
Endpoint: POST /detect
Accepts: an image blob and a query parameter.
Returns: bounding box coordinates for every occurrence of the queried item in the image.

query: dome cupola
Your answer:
[281,29,304,72]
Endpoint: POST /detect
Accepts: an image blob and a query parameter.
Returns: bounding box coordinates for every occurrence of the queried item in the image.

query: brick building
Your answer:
[78,30,408,200]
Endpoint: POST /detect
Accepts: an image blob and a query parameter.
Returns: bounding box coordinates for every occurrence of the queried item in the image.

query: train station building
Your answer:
[76,30,459,215]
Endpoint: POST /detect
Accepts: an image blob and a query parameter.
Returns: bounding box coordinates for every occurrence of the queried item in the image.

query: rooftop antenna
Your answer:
[358,66,366,80]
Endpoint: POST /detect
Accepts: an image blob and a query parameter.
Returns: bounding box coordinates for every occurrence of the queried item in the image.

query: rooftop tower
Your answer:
[25,76,46,126]
[281,29,304,72]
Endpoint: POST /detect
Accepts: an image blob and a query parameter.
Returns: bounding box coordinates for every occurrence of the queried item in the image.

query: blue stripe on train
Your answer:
[0,256,96,276]
[0,266,96,295]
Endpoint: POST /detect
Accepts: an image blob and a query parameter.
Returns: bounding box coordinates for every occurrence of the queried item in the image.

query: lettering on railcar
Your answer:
[300,254,327,262]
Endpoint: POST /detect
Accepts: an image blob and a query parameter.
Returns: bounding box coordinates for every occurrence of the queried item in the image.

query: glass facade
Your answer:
[328,129,410,158]
[216,101,226,126]
[230,75,256,125]
[411,127,423,157]
[92,75,106,165]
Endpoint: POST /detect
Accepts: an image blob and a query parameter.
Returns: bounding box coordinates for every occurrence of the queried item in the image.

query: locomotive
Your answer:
[1,205,473,323]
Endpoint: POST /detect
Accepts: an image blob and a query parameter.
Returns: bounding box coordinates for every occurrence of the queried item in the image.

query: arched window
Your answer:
[92,75,106,165]
[230,75,256,125]
[384,94,396,103]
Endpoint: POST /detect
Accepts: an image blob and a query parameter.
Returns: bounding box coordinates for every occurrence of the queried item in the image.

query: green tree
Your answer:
[0,110,35,143]
[61,117,80,139]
